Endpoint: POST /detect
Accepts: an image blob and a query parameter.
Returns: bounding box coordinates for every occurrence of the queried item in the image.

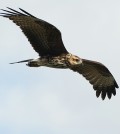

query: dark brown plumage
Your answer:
[1,7,68,56]
[70,59,118,100]
[0,7,119,100]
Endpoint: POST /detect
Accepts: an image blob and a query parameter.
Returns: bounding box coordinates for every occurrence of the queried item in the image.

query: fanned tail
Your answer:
[10,59,33,64]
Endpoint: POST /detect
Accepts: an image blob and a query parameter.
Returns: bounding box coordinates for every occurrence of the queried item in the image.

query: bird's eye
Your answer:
[76,59,79,61]
[72,58,79,62]
[74,58,79,62]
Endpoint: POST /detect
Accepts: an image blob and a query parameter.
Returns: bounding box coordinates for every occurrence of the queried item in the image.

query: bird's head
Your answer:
[66,53,82,66]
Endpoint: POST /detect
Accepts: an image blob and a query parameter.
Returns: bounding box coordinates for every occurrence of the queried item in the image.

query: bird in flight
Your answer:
[0,7,119,100]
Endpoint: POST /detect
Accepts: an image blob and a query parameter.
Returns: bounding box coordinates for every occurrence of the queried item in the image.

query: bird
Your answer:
[0,7,119,100]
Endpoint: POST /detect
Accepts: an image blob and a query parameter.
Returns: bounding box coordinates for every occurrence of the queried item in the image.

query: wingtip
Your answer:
[18,8,35,18]
[6,7,14,11]
[114,81,119,89]
[19,7,22,10]
[116,83,119,88]
[0,9,6,16]
[6,7,15,10]
[95,85,117,100]
[6,7,10,9]
[0,8,3,11]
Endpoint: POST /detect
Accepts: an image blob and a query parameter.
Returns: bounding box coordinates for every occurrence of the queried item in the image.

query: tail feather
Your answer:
[10,59,33,64]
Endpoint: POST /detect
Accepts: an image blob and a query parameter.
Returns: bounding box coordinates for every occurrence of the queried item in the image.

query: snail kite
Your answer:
[0,7,119,100]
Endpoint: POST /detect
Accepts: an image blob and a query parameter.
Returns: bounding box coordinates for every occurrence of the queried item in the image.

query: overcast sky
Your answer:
[0,0,120,134]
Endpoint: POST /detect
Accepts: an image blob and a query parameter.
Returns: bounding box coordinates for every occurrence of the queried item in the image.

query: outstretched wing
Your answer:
[71,59,119,100]
[0,7,68,56]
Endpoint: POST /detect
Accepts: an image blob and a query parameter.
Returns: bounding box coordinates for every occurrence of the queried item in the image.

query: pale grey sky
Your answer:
[0,1,120,134]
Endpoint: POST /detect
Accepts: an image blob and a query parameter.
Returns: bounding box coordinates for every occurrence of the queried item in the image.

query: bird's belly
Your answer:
[45,62,68,69]
[45,58,68,68]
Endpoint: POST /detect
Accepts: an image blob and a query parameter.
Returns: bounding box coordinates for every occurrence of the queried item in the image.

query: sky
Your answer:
[0,0,120,134]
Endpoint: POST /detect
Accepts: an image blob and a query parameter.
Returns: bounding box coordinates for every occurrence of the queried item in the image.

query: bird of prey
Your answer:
[0,7,119,100]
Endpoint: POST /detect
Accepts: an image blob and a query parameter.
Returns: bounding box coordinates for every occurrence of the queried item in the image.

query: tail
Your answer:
[10,59,33,64]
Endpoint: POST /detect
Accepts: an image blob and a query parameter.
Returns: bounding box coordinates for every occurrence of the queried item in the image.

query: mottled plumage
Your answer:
[0,7,119,100]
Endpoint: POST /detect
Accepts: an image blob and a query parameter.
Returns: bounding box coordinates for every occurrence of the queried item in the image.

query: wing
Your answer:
[71,59,119,100]
[0,7,68,56]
